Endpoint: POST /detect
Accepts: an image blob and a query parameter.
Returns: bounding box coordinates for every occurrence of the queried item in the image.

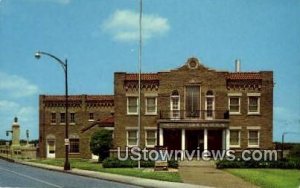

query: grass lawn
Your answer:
[226,169,300,188]
[30,159,181,183]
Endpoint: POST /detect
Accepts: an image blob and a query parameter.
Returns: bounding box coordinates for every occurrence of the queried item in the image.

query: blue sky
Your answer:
[0,0,299,142]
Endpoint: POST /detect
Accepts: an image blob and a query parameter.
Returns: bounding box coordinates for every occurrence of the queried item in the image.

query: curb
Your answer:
[0,157,209,188]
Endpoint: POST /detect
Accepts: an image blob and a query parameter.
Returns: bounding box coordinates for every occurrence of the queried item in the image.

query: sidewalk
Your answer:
[0,155,210,188]
[179,160,259,188]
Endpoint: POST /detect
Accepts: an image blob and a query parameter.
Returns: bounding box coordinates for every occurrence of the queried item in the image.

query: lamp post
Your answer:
[281,131,300,160]
[35,51,70,170]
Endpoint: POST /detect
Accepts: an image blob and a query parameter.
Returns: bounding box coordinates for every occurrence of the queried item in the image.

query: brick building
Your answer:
[39,57,274,159]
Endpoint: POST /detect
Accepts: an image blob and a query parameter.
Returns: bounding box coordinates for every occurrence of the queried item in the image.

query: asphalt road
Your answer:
[0,159,139,188]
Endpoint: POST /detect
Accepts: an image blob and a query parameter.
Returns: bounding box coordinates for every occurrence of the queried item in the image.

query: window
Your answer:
[69,138,80,153]
[205,90,214,119]
[229,97,240,114]
[127,130,138,146]
[146,97,157,115]
[248,130,259,147]
[185,86,200,118]
[248,96,260,114]
[70,113,75,124]
[127,97,138,115]
[89,113,94,121]
[230,130,240,147]
[170,90,180,119]
[51,113,56,124]
[60,113,66,123]
[145,130,157,147]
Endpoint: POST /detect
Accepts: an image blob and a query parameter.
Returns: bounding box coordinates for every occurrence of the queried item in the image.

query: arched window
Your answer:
[205,90,215,119]
[170,90,180,119]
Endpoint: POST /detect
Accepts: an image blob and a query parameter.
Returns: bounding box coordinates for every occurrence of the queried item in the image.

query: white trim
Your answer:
[125,127,138,130]
[144,127,157,130]
[127,97,138,115]
[145,130,157,148]
[126,93,138,97]
[229,130,241,148]
[144,93,158,97]
[170,95,180,119]
[159,128,164,146]
[248,130,260,148]
[228,96,241,115]
[127,130,138,147]
[229,126,242,130]
[104,127,114,131]
[247,93,261,97]
[145,97,157,115]
[247,126,261,130]
[247,96,261,115]
[228,93,242,97]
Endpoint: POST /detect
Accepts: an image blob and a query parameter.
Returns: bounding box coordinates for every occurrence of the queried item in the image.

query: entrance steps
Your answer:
[179,159,216,167]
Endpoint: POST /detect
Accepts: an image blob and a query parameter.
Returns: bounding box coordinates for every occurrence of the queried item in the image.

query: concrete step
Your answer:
[179,159,216,167]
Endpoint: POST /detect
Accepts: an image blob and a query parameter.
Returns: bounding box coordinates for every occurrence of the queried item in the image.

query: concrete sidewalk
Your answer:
[0,155,210,188]
[179,161,259,188]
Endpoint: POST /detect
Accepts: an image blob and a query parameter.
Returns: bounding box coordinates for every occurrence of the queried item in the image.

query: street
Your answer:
[0,159,139,188]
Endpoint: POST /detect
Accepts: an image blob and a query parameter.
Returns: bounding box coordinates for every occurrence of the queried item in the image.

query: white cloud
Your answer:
[0,71,39,98]
[102,9,170,42]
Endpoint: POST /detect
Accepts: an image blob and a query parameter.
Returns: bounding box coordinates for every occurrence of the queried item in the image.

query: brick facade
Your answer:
[39,57,273,159]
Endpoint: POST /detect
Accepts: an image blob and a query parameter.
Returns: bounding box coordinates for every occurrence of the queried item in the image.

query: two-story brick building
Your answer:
[39,57,274,158]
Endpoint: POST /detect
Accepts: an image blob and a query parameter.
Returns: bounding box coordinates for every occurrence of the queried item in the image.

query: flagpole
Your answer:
[137,0,142,169]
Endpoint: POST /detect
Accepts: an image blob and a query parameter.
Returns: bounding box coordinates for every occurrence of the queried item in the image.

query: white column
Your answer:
[222,129,226,150]
[204,128,208,151]
[226,129,230,150]
[181,129,186,160]
[159,128,164,146]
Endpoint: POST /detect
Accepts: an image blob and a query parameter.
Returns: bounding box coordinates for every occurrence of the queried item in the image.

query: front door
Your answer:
[163,129,181,151]
[46,139,56,158]
[186,130,204,153]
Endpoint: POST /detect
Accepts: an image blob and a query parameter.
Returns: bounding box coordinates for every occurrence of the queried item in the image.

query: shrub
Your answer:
[103,157,177,168]
[216,159,300,169]
[90,130,113,162]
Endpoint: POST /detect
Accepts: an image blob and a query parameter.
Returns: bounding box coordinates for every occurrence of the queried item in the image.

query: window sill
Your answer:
[69,153,80,155]
[145,113,157,116]
[50,123,56,125]
[230,145,241,148]
[59,123,66,125]
[247,113,261,116]
[247,145,260,149]
[70,123,76,125]
[88,119,95,122]
[127,113,138,116]
[229,112,242,115]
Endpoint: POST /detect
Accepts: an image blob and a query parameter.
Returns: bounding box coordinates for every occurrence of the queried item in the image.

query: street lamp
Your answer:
[281,131,300,160]
[35,51,71,170]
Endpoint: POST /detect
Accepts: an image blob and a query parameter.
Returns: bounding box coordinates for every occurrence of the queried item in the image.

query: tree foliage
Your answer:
[90,129,113,162]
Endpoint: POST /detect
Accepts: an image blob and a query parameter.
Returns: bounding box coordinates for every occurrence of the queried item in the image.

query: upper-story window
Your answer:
[89,113,94,121]
[51,113,56,124]
[170,90,180,119]
[145,97,157,115]
[70,113,75,124]
[127,97,138,115]
[228,93,242,115]
[247,93,261,115]
[60,113,66,124]
[185,86,200,118]
[205,90,214,119]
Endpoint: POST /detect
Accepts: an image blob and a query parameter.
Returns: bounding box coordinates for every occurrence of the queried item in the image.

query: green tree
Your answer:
[90,129,113,162]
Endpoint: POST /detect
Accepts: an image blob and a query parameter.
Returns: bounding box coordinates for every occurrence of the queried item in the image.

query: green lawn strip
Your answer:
[226,169,300,188]
[29,159,181,182]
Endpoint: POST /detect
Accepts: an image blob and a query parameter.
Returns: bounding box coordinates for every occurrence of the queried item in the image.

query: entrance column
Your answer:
[159,128,164,146]
[226,129,230,150]
[181,129,186,160]
[203,128,208,157]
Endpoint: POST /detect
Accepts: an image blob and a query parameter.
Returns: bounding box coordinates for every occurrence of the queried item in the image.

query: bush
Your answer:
[90,130,113,162]
[103,157,178,168]
[216,159,300,169]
